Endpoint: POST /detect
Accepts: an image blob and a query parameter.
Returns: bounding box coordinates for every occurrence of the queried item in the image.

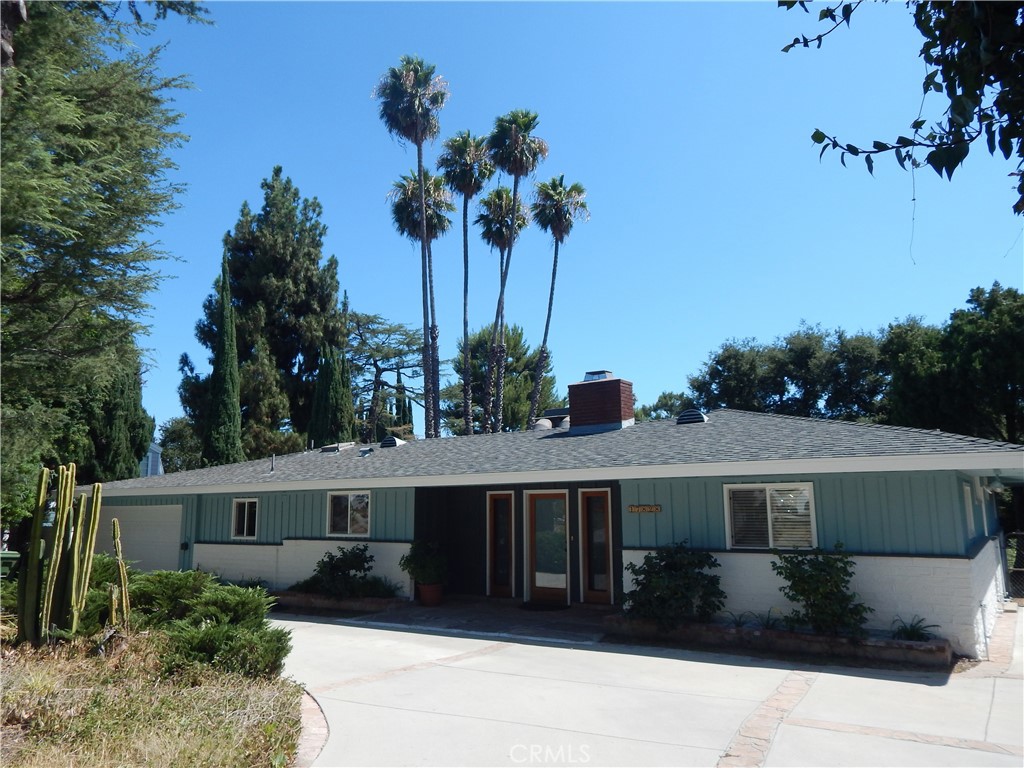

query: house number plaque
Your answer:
[627,504,661,514]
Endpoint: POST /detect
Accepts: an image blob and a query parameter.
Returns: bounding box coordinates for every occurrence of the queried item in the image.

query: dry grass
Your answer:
[1,632,302,768]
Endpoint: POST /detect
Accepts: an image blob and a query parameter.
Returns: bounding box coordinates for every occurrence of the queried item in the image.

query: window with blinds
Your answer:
[725,484,815,549]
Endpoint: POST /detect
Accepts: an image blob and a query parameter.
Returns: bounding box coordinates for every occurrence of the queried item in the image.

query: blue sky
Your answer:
[136,1,1023,437]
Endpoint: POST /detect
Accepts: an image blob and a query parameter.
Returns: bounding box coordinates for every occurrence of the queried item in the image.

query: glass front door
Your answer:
[581,490,612,604]
[488,492,514,597]
[529,493,568,603]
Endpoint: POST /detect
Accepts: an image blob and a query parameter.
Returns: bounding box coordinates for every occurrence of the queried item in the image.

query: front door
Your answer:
[529,492,568,604]
[488,492,514,597]
[580,490,612,604]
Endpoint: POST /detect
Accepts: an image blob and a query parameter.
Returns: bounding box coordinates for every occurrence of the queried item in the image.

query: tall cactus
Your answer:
[17,464,104,645]
[112,518,131,628]
[15,467,51,645]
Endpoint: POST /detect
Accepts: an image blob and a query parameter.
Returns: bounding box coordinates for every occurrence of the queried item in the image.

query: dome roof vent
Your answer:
[379,435,406,449]
[676,409,708,425]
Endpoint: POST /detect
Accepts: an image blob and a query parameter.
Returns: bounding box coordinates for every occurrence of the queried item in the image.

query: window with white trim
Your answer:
[232,498,258,540]
[328,492,370,537]
[725,483,815,549]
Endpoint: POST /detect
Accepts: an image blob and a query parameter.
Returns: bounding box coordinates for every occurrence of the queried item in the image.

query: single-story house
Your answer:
[94,372,1023,658]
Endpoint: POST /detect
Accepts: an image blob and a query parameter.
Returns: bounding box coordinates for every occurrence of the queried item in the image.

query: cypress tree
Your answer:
[203,256,245,466]
[309,344,355,447]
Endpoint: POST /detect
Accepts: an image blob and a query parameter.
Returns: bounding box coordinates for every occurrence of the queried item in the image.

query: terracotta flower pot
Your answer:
[417,583,443,607]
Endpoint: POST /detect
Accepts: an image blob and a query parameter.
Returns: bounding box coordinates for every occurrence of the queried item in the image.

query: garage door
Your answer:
[95,505,183,572]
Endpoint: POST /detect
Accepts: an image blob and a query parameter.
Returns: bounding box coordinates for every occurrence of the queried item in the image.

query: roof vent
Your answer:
[379,435,406,448]
[531,418,553,431]
[359,447,374,458]
[320,444,340,453]
[583,370,613,381]
[676,409,708,425]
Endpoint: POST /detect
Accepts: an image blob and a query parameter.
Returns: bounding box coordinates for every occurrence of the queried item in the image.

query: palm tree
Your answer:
[387,174,452,409]
[374,56,448,437]
[475,186,528,433]
[527,175,589,425]
[437,131,495,436]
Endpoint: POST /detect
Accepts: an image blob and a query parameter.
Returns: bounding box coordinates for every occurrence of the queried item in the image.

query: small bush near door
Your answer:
[625,542,726,630]
[770,542,873,637]
[290,543,400,599]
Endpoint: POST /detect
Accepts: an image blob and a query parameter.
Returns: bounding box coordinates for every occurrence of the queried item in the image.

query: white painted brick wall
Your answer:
[194,540,412,597]
[622,539,1004,658]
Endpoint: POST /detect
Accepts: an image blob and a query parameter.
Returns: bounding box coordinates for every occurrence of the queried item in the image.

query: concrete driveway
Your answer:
[275,605,1023,767]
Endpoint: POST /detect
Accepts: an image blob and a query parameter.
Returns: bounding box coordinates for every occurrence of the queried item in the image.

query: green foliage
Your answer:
[158,416,204,473]
[1,2,192,523]
[203,256,245,466]
[891,615,940,642]
[781,1,1024,214]
[162,622,292,678]
[348,311,422,443]
[635,391,698,422]
[308,344,356,448]
[624,542,726,630]
[770,542,873,636]
[127,570,290,678]
[441,325,561,434]
[129,569,216,627]
[183,167,344,453]
[399,540,447,585]
[290,544,399,599]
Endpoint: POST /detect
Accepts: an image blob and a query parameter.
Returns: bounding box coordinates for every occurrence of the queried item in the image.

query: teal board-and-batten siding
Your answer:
[192,487,414,544]
[620,471,974,557]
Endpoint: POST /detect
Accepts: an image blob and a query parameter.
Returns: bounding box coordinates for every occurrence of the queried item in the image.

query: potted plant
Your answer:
[399,540,446,606]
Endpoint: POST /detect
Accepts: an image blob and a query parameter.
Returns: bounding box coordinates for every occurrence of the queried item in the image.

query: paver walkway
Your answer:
[279,602,1023,767]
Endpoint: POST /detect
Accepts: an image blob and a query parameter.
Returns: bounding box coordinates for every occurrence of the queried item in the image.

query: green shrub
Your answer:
[891,615,940,641]
[129,569,215,627]
[1,576,17,614]
[163,622,292,678]
[290,543,399,599]
[770,542,874,636]
[624,542,726,630]
[175,584,277,630]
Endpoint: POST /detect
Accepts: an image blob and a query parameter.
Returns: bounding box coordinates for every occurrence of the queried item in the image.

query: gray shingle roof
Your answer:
[100,410,1024,495]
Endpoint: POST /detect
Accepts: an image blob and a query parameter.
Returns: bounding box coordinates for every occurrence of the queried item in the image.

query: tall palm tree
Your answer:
[527,175,589,425]
[374,56,448,437]
[387,175,452,405]
[437,131,495,436]
[486,111,546,432]
[475,186,528,433]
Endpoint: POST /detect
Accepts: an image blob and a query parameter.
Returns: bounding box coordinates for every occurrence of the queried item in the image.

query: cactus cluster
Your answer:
[16,464,103,645]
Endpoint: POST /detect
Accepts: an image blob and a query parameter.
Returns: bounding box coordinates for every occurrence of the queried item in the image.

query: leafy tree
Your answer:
[348,312,422,443]
[0,2,200,522]
[437,130,495,435]
[781,1,1024,214]
[487,111,548,430]
[374,55,449,438]
[635,392,697,422]
[203,256,245,466]
[441,325,560,434]
[689,338,786,414]
[475,187,529,433]
[941,283,1024,445]
[183,167,343,449]
[68,356,155,484]
[528,175,589,426]
[158,417,203,474]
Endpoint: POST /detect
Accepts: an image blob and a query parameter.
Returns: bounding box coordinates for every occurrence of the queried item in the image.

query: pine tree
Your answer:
[202,256,245,466]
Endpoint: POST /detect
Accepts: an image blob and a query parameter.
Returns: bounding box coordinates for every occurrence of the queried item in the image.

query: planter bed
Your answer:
[270,590,408,614]
[604,614,953,669]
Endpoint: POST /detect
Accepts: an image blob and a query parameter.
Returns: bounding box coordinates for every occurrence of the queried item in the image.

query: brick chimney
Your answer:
[567,371,635,434]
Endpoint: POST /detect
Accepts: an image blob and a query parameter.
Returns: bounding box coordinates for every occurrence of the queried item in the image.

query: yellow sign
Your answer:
[627,504,661,514]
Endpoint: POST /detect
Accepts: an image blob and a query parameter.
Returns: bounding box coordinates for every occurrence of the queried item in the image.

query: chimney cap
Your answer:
[583,370,614,381]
